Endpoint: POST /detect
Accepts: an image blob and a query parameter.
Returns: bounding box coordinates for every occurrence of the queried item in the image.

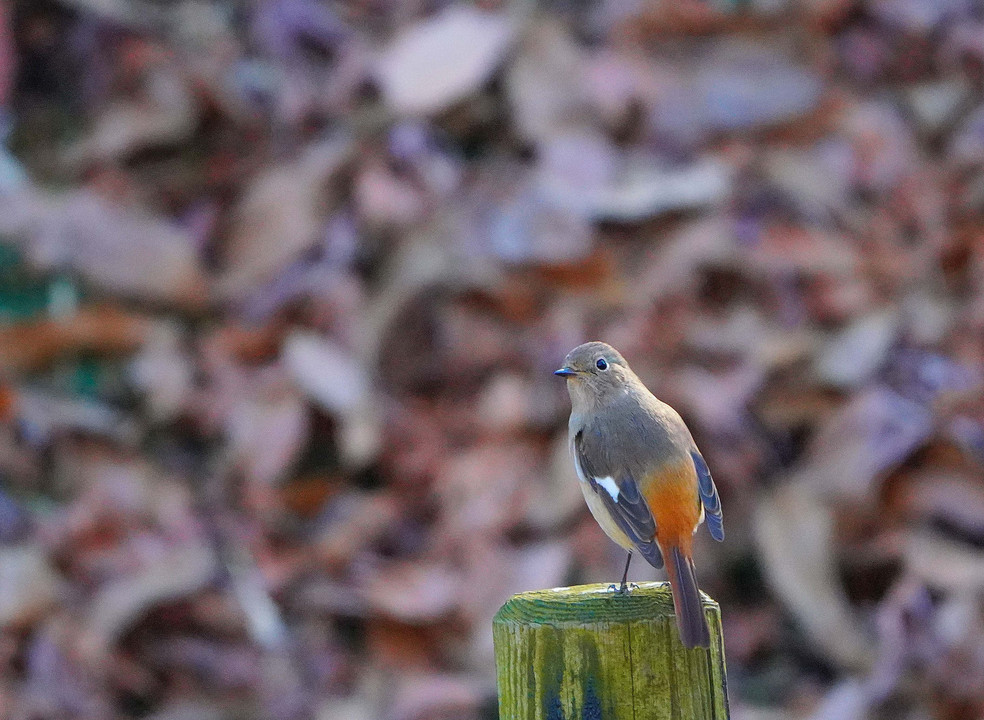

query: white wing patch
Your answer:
[596,476,620,502]
[572,440,620,501]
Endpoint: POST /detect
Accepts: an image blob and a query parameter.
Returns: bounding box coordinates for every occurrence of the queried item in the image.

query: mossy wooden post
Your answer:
[493,582,728,720]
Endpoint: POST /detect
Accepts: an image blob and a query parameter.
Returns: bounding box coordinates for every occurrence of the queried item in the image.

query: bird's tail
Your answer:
[663,543,710,649]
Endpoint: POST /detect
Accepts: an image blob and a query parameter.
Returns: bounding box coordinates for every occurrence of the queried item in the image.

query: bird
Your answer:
[554,341,724,649]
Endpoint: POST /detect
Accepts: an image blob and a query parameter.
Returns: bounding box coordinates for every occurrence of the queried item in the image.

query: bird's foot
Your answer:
[609,582,635,595]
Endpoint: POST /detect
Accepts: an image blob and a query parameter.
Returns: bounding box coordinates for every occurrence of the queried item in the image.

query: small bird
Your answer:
[555,341,724,648]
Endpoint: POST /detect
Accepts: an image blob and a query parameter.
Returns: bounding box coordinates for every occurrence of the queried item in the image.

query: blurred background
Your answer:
[0,0,983,718]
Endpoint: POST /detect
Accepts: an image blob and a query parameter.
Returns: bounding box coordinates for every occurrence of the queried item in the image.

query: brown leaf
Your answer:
[0,306,151,374]
[755,480,872,670]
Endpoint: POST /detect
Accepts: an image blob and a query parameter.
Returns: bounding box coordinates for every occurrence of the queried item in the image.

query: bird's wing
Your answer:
[574,428,664,569]
[691,450,724,541]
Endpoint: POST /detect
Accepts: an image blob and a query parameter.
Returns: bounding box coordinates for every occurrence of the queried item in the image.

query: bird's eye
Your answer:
[596,358,608,371]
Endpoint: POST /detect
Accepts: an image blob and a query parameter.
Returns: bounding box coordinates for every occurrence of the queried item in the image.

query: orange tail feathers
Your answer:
[663,544,710,649]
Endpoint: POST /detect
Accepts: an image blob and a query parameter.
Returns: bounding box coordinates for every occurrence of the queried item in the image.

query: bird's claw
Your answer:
[609,582,636,595]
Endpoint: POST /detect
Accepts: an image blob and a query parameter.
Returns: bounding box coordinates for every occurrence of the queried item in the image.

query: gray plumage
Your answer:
[555,341,724,649]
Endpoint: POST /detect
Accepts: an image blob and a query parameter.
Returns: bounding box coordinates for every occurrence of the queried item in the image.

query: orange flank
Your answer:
[643,458,710,647]
[642,460,701,551]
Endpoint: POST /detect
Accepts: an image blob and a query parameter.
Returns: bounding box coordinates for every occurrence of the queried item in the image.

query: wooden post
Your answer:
[493,582,729,720]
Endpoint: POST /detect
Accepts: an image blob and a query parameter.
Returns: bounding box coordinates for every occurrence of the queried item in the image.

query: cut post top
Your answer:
[494,581,720,627]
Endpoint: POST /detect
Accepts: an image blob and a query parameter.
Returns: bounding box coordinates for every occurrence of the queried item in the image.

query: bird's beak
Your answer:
[554,367,576,378]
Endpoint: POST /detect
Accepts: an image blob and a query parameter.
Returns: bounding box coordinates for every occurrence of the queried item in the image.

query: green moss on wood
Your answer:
[493,582,728,720]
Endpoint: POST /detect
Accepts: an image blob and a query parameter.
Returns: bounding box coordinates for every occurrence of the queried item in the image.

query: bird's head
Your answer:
[554,341,633,408]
